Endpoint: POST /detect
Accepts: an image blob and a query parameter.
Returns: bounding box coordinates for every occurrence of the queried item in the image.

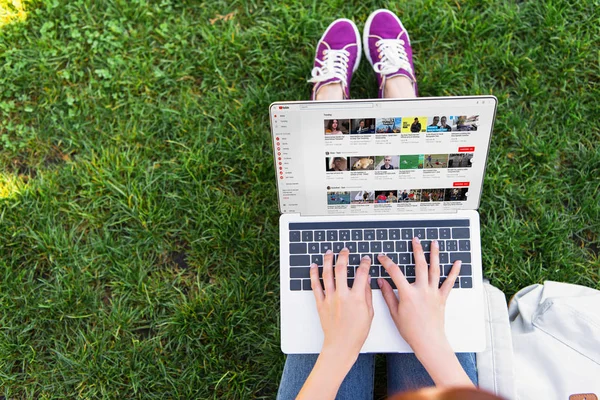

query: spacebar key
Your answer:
[290,255,310,266]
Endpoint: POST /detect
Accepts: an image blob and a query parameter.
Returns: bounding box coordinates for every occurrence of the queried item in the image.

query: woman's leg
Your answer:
[276,353,375,400]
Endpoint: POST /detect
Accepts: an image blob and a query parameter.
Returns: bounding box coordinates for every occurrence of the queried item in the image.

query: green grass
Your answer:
[0,0,598,398]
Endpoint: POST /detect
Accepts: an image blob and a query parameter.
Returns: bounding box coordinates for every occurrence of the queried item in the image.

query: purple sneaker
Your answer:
[309,19,361,100]
[363,9,418,98]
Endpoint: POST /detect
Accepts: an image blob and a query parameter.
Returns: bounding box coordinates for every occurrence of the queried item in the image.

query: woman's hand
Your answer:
[311,248,374,361]
[377,237,474,388]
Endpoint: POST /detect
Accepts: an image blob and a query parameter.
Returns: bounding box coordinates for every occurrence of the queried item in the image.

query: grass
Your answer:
[0,0,598,398]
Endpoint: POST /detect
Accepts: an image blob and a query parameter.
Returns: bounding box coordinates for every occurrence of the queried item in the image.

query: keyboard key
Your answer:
[290,267,311,278]
[438,240,445,251]
[460,277,473,288]
[372,254,381,265]
[395,241,407,252]
[302,279,311,290]
[389,229,401,240]
[453,278,459,288]
[381,266,390,277]
[450,252,472,263]
[376,229,388,240]
[289,243,307,254]
[302,231,313,242]
[311,255,323,265]
[405,266,415,277]
[421,240,431,251]
[426,228,438,239]
[443,264,453,276]
[382,241,394,252]
[459,240,471,251]
[308,243,319,253]
[364,230,375,240]
[402,229,413,240]
[414,229,425,239]
[460,264,472,276]
[424,252,431,263]
[439,252,449,264]
[333,242,344,253]
[290,255,310,266]
[358,242,369,252]
[320,242,332,253]
[386,253,398,264]
[339,230,351,241]
[290,231,301,242]
[290,280,302,291]
[345,242,357,253]
[407,277,416,284]
[347,278,354,288]
[439,277,446,288]
[352,230,363,240]
[347,266,355,278]
[399,253,411,264]
[369,266,379,277]
[446,240,458,252]
[439,228,451,239]
[370,279,380,289]
[408,241,413,252]
[384,278,397,289]
[452,228,470,239]
[327,230,338,241]
[370,241,382,253]
[348,254,360,265]
[318,267,323,277]
[314,231,326,241]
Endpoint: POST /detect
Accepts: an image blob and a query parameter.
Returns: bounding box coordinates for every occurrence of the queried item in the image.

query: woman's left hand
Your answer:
[310,248,374,363]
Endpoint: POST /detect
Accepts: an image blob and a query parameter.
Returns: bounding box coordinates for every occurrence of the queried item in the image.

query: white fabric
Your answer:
[477,282,516,399]
[308,49,350,84]
[508,281,600,399]
[372,38,413,76]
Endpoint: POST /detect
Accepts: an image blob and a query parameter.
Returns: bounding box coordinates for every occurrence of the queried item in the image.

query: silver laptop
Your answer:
[270,96,497,353]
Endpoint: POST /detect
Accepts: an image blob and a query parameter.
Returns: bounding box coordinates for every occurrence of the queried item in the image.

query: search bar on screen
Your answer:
[299,103,375,110]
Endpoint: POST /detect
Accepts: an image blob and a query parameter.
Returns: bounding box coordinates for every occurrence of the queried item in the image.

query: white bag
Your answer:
[508,281,600,400]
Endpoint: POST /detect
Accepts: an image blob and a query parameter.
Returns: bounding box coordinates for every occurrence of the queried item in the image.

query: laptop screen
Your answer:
[270,96,497,216]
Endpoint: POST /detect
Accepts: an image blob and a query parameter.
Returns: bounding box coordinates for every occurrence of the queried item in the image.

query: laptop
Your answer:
[269,96,497,354]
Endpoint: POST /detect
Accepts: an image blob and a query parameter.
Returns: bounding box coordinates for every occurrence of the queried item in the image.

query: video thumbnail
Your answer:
[398,189,421,202]
[326,156,349,172]
[376,117,401,133]
[421,189,446,202]
[445,188,468,201]
[424,154,449,169]
[350,156,375,171]
[426,115,453,132]
[401,116,427,133]
[350,190,375,204]
[375,190,398,203]
[399,154,424,170]
[448,153,473,168]
[351,118,376,134]
[375,155,400,170]
[450,115,479,131]
[327,191,351,205]
[324,119,350,135]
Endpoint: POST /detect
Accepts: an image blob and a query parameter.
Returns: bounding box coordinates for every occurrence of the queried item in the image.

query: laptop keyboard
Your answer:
[288,219,474,291]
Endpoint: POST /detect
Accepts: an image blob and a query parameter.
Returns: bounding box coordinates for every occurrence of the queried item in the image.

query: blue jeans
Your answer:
[276,352,477,400]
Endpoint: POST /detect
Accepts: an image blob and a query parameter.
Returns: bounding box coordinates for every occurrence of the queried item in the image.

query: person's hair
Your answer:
[389,388,504,400]
[327,119,339,131]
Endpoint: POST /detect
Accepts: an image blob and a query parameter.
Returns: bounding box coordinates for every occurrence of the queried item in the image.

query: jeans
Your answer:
[276,352,477,400]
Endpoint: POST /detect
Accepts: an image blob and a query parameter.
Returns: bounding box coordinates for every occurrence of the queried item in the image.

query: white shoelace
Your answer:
[308,48,350,83]
[372,38,413,77]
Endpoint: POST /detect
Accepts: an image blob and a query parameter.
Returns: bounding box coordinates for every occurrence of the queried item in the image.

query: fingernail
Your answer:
[362,255,371,260]
[414,236,420,244]
[341,247,348,252]
[326,249,332,254]
[457,260,462,266]
[310,263,317,268]
[378,253,385,258]
[377,278,383,287]
[433,239,438,248]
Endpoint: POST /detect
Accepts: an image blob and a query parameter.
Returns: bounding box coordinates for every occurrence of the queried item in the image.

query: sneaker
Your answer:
[309,19,361,100]
[363,9,417,97]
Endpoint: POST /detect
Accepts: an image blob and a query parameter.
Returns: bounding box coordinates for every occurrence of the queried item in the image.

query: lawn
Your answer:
[0,0,598,398]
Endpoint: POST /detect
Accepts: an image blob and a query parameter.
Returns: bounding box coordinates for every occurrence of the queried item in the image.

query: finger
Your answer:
[412,237,428,285]
[429,239,441,288]
[440,260,462,298]
[322,249,335,293]
[378,253,411,294]
[335,247,350,292]
[353,255,371,289]
[364,272,373,312]
[310,263,325,303]
[377,277,399,315]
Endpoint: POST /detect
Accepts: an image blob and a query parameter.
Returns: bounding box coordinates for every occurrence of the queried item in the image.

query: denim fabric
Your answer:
[277,352,477,400]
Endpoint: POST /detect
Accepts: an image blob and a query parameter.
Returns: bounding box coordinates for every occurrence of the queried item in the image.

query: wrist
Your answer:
[319,344,358,372]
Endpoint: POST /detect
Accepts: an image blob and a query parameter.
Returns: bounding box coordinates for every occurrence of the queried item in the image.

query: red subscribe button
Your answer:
[453,182,470,187]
